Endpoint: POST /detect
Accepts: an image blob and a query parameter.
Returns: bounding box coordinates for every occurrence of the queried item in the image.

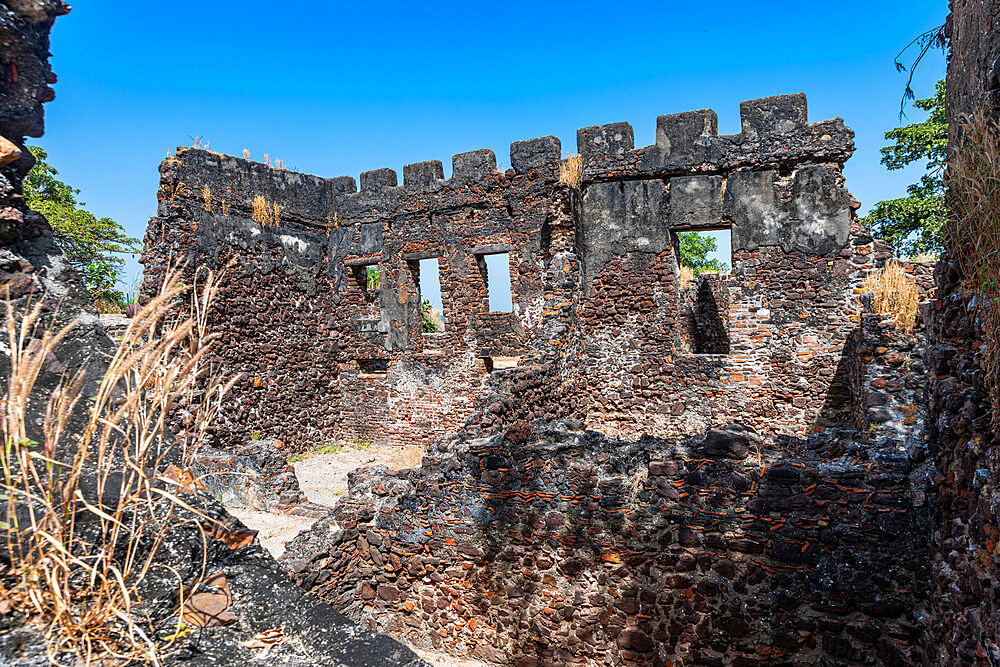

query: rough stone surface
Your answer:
[925,2,1000,663]
[284,421,933,665]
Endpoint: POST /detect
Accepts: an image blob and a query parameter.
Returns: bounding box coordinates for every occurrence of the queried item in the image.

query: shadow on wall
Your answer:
[286,420,930,665]
[693,277,729,354]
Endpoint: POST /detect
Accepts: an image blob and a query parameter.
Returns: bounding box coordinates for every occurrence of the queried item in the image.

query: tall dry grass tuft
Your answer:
[861,260,919,333]
[201,186,212,214]
[241,149,250,160]
[251,195,280,226]
[949,113,1000,422]
[678,264,695,287]
[0,265,237,664]
[559,154,583,190]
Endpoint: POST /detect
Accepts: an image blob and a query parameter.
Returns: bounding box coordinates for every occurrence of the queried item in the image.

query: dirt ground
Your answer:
[231,443,421,557]
[229,443,491,667]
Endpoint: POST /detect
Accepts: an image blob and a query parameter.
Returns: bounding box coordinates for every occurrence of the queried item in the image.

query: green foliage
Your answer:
[23,146,140,278]
[84,260,126,313]
[860,80,947,257]
[677,231,728,276]
[421,299,439,333]
[365,265,380,290]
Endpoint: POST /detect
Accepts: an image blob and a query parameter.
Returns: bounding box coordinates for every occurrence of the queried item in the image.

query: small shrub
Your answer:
[559,154,583,189]
[421,299,443,332]
[250,431,262,441]
[241,148,250,160]
[861,260,919,332]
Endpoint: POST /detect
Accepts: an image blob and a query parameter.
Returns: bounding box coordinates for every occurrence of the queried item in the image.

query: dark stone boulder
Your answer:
[702,423,760,459]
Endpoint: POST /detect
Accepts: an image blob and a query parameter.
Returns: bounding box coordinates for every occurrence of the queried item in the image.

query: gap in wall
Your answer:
[484,252,513,312]
[418,257,445,332]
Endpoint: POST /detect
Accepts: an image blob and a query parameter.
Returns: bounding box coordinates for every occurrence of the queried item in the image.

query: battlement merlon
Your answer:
[156,92,853,226]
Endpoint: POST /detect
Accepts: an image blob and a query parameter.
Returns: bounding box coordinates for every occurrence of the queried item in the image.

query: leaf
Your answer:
[181,573,237,628]
[238,627,286,649]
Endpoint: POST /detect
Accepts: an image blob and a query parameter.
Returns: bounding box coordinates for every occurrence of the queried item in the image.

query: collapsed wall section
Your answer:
[285,420,933,666]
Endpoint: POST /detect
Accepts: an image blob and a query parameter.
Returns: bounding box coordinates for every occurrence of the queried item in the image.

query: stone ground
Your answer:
[230,443,490,667]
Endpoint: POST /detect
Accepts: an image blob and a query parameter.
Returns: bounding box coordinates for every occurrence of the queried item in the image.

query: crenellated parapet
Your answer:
[579,93,853,177]
[160,93,852,233]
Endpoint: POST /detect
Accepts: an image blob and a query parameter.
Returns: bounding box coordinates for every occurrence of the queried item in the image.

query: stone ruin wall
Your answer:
[927,0,1000,662]
[140,94,945,665]
[141,93,920,455]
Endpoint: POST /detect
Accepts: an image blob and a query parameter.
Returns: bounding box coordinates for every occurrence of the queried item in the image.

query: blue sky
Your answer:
[36,1,946,297]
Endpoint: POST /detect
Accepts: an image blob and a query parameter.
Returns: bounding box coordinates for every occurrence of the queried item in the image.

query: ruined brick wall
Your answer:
[285,420,933,666]
[142,146,566,451]
[143,95,882,453]
[926,1,1000,662]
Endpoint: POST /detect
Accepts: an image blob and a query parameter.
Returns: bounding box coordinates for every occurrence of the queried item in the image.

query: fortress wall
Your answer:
[142,95,891,454]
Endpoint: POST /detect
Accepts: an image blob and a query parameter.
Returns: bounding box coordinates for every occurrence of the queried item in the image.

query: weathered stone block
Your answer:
[452,149,496,182]
[510,136,560,173]
[402,159,444,187]
[740,93,808,141]
[576,121,634,160]
[360,168,397,192]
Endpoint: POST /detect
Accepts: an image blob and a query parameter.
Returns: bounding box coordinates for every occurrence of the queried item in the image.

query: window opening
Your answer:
[675,229,731,354]
[417,257,445,332]
[482,252,512,313]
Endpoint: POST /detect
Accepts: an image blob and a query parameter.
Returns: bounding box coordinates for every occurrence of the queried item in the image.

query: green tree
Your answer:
[678,231,729,276]
[23,146,139,280]
[860,79,947,257]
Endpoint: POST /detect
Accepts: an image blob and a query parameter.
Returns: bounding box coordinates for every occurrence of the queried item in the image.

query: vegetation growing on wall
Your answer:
[861,261,920,332]
[948,114,1000,421]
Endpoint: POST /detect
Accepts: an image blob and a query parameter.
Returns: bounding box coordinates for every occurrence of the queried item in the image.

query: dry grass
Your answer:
[251,195,280,226]
[93,296,122,315]
[678,264,695,287]
[241,149,250,160]
[0,265,236,663]
[201,186,212,214]
[425,307,443,332]
[861,260,919,332]
[385,446,424,470]
[559,154,583,190]
[167,181,184,202]
[949,114,1000,422]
